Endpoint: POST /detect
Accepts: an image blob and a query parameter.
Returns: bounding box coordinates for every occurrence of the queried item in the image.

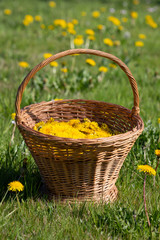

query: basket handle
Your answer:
[15,49,140,119]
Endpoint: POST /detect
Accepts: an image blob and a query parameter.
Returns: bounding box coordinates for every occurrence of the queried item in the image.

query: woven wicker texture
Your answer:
[15,49,144,203]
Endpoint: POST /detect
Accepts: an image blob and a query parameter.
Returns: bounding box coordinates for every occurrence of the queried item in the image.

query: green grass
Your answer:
[0,0,160,239]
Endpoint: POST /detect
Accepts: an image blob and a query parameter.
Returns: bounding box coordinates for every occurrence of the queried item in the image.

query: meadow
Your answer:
[0,0,160,239]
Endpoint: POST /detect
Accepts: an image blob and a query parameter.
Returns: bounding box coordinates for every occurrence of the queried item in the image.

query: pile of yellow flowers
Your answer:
[33,118,115,139]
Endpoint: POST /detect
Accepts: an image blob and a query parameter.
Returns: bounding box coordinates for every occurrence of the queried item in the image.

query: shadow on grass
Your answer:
[0,144,44,201]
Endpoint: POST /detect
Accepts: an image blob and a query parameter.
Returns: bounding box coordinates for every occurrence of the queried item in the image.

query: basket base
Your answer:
[46,185,118,204]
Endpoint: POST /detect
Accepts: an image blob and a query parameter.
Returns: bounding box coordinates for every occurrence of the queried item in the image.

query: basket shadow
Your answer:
[0,161,47,201]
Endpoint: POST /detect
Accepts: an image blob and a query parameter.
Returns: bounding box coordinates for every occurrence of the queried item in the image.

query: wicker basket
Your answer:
[15,49,144,203]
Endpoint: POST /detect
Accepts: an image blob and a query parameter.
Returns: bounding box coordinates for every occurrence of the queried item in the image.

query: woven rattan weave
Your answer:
[15,49,144,203]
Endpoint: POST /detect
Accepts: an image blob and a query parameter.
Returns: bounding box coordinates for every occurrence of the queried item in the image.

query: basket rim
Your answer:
[17,99,144,145]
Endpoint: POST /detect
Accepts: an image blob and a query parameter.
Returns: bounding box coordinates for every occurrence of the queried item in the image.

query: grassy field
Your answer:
[0,0,160,239]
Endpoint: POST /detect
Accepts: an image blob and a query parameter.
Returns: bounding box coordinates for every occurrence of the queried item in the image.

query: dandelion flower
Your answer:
[158,118,160,123]
[49,1,56,8]
[118,26,123,31]
[86,59,96,66]
[135,41,144,47]
[50,61,58,67]
[108,16,121,26]
[155,150,160,157]
[92,11,100,18]
[62,31,67,36]
[145,15,158,28]
[131,11,138,19]
[100,7,106,12]
[35,15,42,22]
[81,11,87,16]
[99,66,108,73]
[25,15,34,23]
[54,19,67,28]
[43,53,52,59]
[61,67,68,73]
[11,113,16,120]
[97,24,104,30]
[40,24,46,29]
[137,165,156,176]
[8,181,24,192]
[114,40,121,46]
[138,34,146,39]
[67,28,76,35]
[67,22,74,29]
[85,29,95,36]
[88,35,95,41]
[4,9,12,15]
[122,17,128,23]
[74,38,84,46]
[103,38,113,46]
[19,61,29,68]
[54,98,63,101]
[133,0,139,5]
[72,19,78,25]
[109,63,117,68]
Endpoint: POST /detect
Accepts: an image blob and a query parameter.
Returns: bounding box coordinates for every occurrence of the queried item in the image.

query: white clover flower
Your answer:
[109,8,115,13]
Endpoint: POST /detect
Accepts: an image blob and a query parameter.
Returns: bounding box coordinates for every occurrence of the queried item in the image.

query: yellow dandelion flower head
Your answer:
[25,15,34,23]
[19,61,29,68]
[61,67,68,73]
[135,41,144,47]
[92,11,100,18]
[76,35,83,39]
[114,40,121,46]
[99,66,108,73]
[131,11,138,19]
[155,149,160,157]
[54,19,67,28]
[86,58,96,66]
[72,19,78,25]
[43,53,52,59]
[88,35,95,41]
[49,1,56,8]
[118,26,123,31]
[8,181,24,192]
[11,113,16,120]
[67,28,76,35]
[74,38,84,46]
[145,15,158,28]
[122,17,128,23]
[109,63,117,68]
[40,24,46,29]
[85,29,95,36]
[133,0,139,4]
[23,19,29,26]
[100,7,106,12]
[103,38,113,46]
[137,165,156,176]
[48,25,54,30]
[50,61,58,67]
[4,9,12,15]
[97,24,104,30]
[138,34,146,39]
[62,31,67,36]
[158,118,160,123]
[67,22,74,29]
[108,16,121,26]
[35,15,42,22]
[81,11,87,16]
